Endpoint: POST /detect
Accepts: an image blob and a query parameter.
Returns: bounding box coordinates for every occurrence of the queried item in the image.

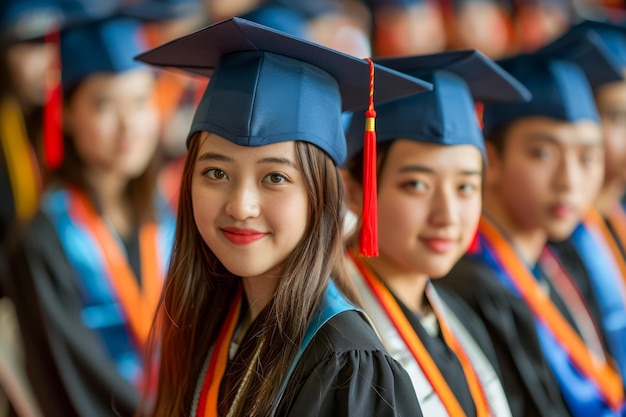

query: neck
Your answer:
[483,190,547,265]
[84,169,133,238]
[365,255,430,315]
[241,274,279,323]
[595,178,625,217]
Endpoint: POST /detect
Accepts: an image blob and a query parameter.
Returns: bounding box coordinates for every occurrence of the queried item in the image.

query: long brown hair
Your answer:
[142,132,358,416]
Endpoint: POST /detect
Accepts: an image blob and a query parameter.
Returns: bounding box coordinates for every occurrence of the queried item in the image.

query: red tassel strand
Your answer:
[44,29,63,170]
[359,58,378,257]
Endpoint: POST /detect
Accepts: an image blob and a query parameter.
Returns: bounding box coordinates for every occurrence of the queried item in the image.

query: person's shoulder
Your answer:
[287,310,422,417]
[436,255,506,300]
[314,309,386,355]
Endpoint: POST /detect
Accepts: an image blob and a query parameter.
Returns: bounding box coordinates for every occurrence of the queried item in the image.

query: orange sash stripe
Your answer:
[69,189,162,346]
[479,217,623,410]
[349,250,480,417]
[202,291,242,417]
[428,286,490,417]
[595,206,626,285]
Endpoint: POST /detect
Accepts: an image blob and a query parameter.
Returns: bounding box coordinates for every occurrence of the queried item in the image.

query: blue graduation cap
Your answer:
[567,19,626,69]
[135,17,432,166]
[137,17,432,258]
[345,49,531,161]
[60,17,147,92]
[483,29,624,137]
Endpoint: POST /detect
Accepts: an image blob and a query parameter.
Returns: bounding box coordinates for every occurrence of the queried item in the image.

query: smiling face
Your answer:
[191,133,310,280]
[487,117,604,241]
[347,140,483,279]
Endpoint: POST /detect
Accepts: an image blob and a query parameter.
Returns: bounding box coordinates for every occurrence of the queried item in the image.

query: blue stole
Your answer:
[471,233,626,416]
[273,280,359,411]
[41,188,176,384]
[569,223,626,390]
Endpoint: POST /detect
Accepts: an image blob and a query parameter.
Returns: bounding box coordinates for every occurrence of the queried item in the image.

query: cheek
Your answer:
[70,110,117,155]
[377,191,426,241]
[459,197,482,247]
[191,185,219,244]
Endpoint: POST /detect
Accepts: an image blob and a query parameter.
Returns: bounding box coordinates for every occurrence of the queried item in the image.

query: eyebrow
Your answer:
[397,164,481,176]
[197,152,233,163]
[526,132,603,148]
[197,152,297,168]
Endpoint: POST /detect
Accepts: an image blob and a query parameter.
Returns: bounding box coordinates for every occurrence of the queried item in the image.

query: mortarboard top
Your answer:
[345,49,531,161]
[60,17,147,93]
[567,19,626,70]
[135,17,432,166]
[482,30,623,137]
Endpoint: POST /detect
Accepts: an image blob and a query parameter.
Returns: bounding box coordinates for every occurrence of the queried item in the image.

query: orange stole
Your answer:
[68,189,162,346]
[349,250,490,417]
[197,291,242,417]
[591,206,626,286]
[479,216,623,410]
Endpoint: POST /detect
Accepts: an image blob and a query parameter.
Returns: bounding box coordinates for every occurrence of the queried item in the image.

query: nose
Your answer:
[429,185,456,228]
[225,180,261,220]
[553,153,578,193]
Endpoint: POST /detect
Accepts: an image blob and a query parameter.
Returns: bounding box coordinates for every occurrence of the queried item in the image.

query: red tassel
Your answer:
[358,59,378,257]
[475,101,484,130]
[44,29,63,170]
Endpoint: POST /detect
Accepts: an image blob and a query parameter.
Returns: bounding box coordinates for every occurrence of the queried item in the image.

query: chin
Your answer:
[545,221,578,243]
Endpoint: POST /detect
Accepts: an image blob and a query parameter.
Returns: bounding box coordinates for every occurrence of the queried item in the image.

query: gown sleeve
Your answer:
[283,310,423,417]
[6,211,140,417]
[435,256,571,417]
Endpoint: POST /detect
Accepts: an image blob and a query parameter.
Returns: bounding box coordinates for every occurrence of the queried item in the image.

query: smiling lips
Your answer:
[420,237,455,254]
[221,227,267,245]
[550,202,574,219]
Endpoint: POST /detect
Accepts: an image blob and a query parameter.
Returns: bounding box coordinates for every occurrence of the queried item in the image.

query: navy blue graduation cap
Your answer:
[136,17,432,257]
[345,49,531,161]
[135,17,432,165]
[60,17,147,92]
[567,19,626,69]
[483,29,624,137]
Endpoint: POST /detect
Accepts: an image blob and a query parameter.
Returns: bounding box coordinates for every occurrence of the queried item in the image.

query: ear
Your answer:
[340,168,363,217]
[484,141,502,189]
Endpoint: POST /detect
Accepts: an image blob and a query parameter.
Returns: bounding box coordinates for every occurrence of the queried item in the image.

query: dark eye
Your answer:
[205,169,228,180]
[530,147,552,160]
[403,180,427,192]
[459,183,477,194]
[263,173,287,184]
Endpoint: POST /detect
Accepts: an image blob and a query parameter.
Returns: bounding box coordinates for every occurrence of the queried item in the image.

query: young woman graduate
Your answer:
[134,17,431,417]
[341,50,528,417]
[6,15,177,417]
[437,29,626,417]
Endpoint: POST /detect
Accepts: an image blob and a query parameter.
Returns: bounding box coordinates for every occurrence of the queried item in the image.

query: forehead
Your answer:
[506,117,602,146]
[195,132,298,160]
[384,139,483,170]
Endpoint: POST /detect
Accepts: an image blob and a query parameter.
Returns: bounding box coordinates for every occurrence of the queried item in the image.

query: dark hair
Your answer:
[484,123,513,155]
[141,132,358,417]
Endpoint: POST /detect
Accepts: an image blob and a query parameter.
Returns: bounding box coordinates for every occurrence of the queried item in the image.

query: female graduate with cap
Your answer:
[437,29,626,417]
[135,17,430,417]
[6,15,177,417]
[341,50,527,417]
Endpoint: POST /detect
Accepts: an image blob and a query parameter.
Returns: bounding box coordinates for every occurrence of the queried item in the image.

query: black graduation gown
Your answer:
[394,287,478,417]
[220,309,423,417]
[5,211,141,417]
[435,256,572,417]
